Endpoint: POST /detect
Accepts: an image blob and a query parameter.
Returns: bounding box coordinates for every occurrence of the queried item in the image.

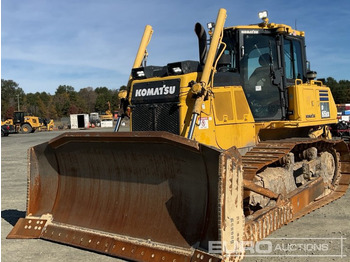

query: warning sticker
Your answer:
[198,117,209,129]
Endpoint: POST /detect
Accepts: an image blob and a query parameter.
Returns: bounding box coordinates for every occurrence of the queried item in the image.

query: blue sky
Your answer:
[2,0,350,94]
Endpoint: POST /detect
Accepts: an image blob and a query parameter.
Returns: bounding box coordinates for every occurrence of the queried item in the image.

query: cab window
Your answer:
[284,39,304,81]
[241,34,282,120]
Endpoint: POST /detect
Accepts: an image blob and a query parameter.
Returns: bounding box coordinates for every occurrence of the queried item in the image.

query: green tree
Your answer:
[55,85,75,95]
[48,102,58,119]
[53,92,71,117]
[337,80,350,103]
[95,87,113,113]
[25,93,39,115]
[326,78,350,104]
[38,92,54,118]
[79,87,97,113]
[39,92,51,107]
[1,79,25,119]
[53,85,77,117]
[37,98,48,118]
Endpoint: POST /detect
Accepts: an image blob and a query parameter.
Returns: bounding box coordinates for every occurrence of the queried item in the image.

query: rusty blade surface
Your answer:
[7,218,48,239]
[8,131,243,261]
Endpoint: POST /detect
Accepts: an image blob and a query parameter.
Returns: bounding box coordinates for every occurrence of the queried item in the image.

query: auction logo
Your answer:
[209,237,346,258]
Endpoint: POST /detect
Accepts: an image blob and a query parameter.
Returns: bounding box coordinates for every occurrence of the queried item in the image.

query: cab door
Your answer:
[240,33,284,121]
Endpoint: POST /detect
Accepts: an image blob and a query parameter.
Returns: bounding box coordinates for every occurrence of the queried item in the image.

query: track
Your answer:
[242,138,350,242]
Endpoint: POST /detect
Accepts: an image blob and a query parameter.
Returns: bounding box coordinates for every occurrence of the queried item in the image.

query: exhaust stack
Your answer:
[195,23,207,66]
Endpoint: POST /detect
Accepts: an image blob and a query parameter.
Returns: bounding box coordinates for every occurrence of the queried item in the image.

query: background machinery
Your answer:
[99,101,114,121]
[2,111,41,133]
[2,112,54,133]
[1,124,11,137]
[99,101,114,127]
[38,118,55,131]
[8,9,350,262]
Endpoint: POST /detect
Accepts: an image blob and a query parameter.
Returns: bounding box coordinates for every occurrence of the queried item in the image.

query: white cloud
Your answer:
[2,0,350,93]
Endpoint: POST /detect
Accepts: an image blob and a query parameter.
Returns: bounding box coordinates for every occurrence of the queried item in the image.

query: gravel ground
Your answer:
[1,128,349,261]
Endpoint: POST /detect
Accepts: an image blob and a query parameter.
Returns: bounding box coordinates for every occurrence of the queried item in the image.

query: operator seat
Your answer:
[246,53,281,119]
[248,53,271,90]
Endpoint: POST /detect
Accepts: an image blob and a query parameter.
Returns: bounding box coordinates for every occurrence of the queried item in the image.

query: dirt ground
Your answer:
[1,129,349,261]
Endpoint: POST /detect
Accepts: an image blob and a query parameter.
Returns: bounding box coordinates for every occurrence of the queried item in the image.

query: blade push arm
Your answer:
[114,25,154,132]
[187,8,227,139]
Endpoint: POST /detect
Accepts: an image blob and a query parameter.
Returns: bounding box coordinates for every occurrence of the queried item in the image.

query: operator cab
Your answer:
[218,11,307,121]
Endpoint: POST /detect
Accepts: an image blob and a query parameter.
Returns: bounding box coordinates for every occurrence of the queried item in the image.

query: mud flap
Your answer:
[7,132,244,261]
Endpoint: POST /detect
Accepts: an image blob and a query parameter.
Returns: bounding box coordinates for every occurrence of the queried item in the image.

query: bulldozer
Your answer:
[8,9,350,262]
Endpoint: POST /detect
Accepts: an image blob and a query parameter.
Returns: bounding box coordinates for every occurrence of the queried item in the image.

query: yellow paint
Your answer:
[288,80,337,124]
[190,86,256,150]
[131,25,153,71]
[129,71,338,150]
[127,8,338,150]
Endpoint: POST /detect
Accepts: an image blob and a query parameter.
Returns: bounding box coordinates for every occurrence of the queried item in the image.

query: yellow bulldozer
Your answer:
[8,9,350,262]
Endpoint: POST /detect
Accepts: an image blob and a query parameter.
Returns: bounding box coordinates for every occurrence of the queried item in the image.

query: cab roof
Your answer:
[225,22,305,37]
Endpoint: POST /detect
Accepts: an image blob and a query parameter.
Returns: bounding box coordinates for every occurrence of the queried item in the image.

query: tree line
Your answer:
[1,77,350,121]
[324,77,350,104]
[1,79,127,120]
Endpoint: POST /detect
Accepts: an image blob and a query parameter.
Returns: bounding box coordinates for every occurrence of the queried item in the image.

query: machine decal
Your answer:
[135,85,176,97]
[319,90,330,118]
[306,114,315,118]
[131,79,180,104]
[198,117,209,129]
[319,90,329,101]
[321,102,330,118]
[241,30,259,34]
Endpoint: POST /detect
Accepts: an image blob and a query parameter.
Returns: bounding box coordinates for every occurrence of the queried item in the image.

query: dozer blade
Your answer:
[8,132,244,262]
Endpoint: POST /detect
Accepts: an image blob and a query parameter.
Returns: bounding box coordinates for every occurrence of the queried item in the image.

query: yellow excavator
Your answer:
[8,9,350,262]
[99,101,114,121]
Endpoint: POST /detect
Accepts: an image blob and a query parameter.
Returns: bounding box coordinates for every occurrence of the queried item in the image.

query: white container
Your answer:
[100,119,113,128]
[70,114,89,129]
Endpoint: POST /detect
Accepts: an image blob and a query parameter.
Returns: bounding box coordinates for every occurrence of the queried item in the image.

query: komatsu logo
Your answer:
[131,79,180,103]
[135,85,176,97]
[241,30,259,34]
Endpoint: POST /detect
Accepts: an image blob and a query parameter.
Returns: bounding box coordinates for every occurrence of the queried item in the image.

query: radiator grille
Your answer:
[132,102,179,134]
